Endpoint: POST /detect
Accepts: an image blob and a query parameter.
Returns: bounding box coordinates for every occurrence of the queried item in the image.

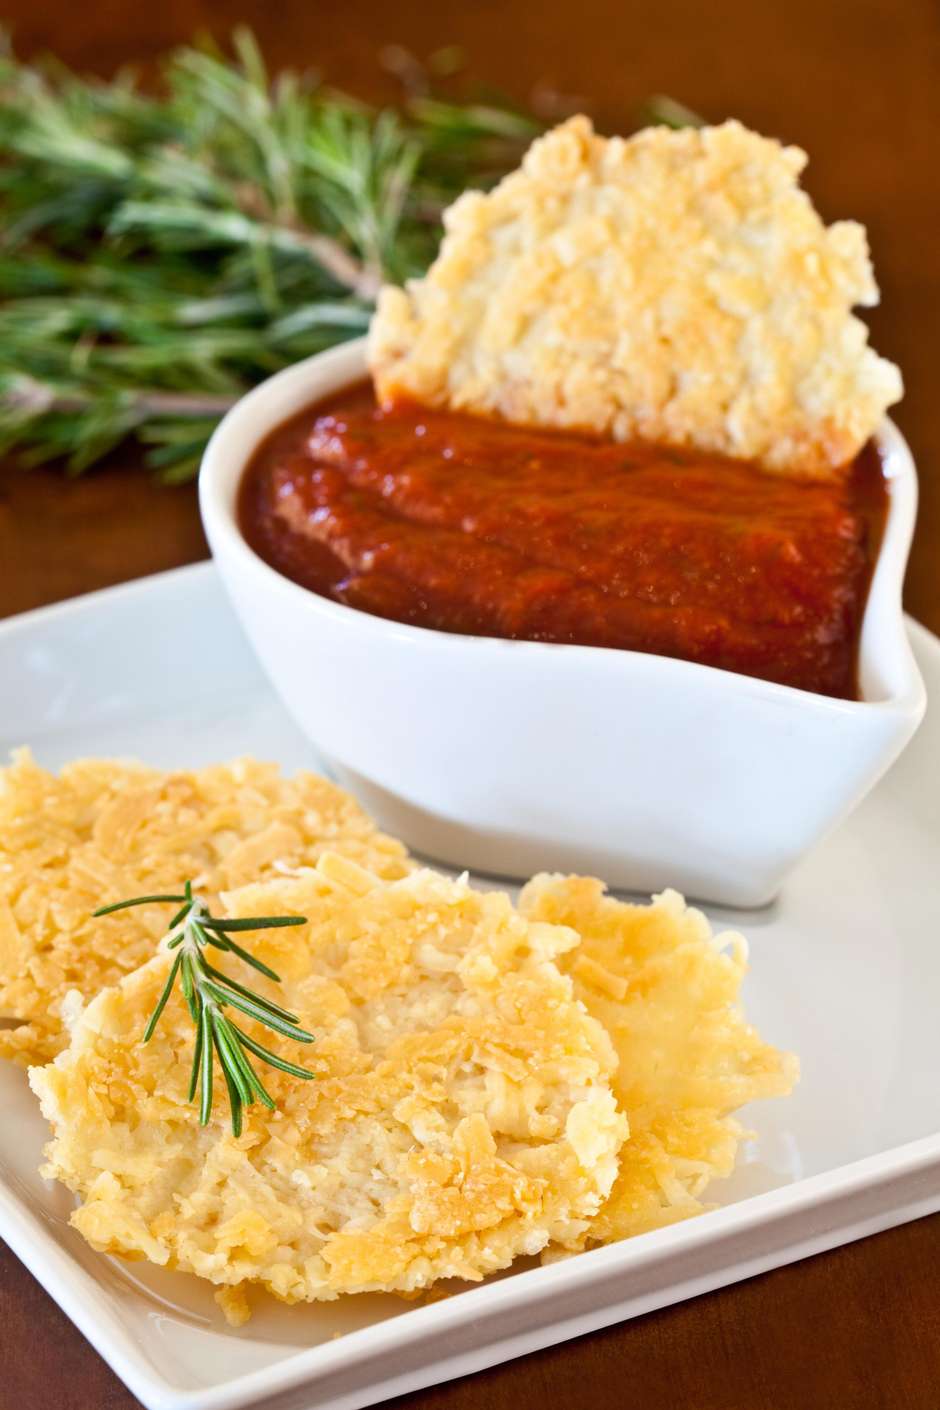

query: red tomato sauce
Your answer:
[238,384,887,698]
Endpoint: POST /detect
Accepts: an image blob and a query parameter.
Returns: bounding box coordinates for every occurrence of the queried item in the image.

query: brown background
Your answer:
[1,1,938,1406]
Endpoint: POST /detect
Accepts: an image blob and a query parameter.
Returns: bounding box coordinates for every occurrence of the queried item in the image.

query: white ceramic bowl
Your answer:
[199,340,925,906]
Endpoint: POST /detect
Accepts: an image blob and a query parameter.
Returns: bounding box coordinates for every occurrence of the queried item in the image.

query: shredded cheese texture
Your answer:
[0,750,409,1065]
[519,876,798,1245]
[369,116,901,478]
[30,857,627,1304]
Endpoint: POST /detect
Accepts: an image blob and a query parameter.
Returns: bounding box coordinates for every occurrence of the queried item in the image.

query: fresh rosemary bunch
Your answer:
[94,882,314,1136]
[0,30,696,481]
[0,30,544,480]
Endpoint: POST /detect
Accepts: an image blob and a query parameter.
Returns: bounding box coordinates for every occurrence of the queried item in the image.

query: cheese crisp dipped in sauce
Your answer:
[370,117,901,476]
[241,117,899,701]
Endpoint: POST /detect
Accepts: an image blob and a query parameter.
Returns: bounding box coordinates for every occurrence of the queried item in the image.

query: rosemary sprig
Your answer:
[93,882,314,1136]
[0,29,696,480]
[0,31,540,480]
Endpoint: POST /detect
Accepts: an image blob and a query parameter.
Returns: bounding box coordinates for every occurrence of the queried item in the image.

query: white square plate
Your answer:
[2,562,939,1410]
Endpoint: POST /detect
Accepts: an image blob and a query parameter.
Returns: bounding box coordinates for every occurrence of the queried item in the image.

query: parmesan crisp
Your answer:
[30,857,626,1304]
[370,116,901,477]
[0,750,409,1066]
[519,876,798,1245]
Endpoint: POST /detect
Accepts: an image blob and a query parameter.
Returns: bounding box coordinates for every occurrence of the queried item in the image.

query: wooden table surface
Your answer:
[1,2,938,1407]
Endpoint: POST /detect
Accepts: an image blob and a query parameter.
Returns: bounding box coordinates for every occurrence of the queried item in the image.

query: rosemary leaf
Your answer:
[215,1041,244,1138]
[188,1009,204,1101]
[200,915,307,931]
[233,1023,315,1080]
[180,950,200,1022]
[143,952,182,1043]
[167,899,193,931]
[212,935,282,982]
[94,893,186,915]
[198,1004,214,1125]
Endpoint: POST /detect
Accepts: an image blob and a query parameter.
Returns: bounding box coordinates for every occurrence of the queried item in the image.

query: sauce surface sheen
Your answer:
[239,384,887,698]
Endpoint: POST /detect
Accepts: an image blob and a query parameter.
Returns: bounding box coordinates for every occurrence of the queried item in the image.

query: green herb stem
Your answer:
[95,883,315,1133]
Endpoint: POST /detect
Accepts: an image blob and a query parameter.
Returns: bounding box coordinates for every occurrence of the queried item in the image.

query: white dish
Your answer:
[200,342,925,907]
[1,562,939,1410]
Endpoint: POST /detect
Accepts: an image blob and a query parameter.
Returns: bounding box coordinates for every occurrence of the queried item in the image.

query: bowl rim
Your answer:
[199,338,926,719]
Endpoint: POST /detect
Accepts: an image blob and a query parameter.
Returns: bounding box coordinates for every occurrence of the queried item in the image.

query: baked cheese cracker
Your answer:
[370,116,901,477]
[30,858,626,1304]
[519,876,797,1245]
[0,750,409,1065]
